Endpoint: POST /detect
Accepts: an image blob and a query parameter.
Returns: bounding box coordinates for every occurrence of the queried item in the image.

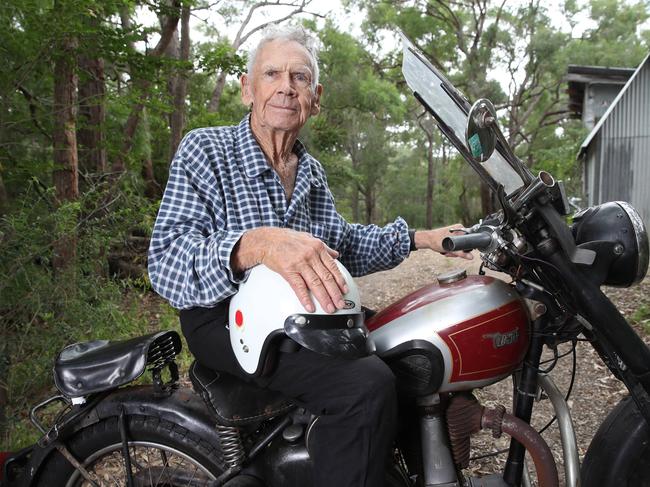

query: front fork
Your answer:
[503,317,546,486]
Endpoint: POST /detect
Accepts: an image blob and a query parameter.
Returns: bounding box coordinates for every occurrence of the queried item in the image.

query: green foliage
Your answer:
[571,0,649,67]
[0,181,176,450]
[631,303,650,334]
[530,121,589,197]
[196,40,247,77]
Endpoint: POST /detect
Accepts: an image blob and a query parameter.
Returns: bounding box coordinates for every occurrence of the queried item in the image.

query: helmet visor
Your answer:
[284,313,370,359]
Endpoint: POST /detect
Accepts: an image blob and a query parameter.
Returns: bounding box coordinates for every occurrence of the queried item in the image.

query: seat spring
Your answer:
[216,424,245,469]
[147,337,177,368]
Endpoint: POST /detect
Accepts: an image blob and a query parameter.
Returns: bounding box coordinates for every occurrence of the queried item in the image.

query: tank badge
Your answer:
[483,328,519,349]
[343,300,356,309]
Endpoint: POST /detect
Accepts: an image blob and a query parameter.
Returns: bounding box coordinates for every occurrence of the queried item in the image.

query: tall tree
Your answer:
[52,0,79,271]
[77,27,107,174]
[112,1,181,175]
[169,5,191,161]
[417,112,439,229]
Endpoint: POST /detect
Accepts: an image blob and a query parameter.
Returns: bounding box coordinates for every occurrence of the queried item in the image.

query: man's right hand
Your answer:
[231,227,349,314]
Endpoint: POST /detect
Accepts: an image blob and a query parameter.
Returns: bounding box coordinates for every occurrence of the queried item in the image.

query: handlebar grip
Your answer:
[442,232,493,252]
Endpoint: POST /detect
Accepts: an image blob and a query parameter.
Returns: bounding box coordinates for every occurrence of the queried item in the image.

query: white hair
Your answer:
[247,25,320,91]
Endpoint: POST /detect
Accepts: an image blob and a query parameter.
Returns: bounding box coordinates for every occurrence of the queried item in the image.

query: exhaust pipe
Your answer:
[447,394,559,487]
[481,406,559,487]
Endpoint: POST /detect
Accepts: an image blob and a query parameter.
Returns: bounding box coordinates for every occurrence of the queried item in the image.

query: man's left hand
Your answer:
[412,224,474,260]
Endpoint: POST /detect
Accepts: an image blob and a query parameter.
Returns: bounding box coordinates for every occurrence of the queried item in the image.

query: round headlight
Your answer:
[572,201,649,287]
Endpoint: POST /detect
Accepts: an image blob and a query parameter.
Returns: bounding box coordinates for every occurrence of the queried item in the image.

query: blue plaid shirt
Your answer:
[148,115,411,309]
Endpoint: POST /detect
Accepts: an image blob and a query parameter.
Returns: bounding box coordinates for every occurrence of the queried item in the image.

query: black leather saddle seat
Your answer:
[53,331,182,399]
[189,361,294,427]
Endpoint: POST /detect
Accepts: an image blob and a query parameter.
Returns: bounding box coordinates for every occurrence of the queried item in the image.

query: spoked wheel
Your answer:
[65,440,216,486]
[35,416,224,487]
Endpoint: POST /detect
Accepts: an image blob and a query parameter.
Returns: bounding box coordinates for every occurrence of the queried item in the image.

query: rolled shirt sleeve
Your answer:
[148,132,246,309]
[308,163,411,276]
[336,216,411,277]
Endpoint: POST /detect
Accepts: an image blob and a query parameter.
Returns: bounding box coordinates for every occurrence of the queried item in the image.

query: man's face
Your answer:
[241,39,322,134]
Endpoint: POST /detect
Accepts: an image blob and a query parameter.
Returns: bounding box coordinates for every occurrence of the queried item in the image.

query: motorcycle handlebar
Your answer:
[442,232,493,252]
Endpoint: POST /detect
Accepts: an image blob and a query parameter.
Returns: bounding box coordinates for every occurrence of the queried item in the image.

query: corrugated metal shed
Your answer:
[578,53,650,225]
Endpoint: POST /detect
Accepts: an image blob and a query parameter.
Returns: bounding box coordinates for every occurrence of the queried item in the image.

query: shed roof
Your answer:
[566,65,634,119]
[578,53,650,159]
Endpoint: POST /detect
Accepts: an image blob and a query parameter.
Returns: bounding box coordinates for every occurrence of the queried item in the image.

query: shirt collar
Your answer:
[236,115,271,178]
[235,114,315,181]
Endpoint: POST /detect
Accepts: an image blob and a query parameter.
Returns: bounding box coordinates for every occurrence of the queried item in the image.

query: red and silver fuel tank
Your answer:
[367,270,530,395]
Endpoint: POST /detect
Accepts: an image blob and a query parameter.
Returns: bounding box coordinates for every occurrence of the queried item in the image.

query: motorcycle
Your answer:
[2,33,650,487]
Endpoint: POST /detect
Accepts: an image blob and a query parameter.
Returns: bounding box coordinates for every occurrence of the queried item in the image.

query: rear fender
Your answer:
[90,385,221,444]
[6,386,220,487]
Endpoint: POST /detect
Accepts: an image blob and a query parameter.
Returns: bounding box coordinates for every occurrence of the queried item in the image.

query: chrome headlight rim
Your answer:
[616,201,649,285]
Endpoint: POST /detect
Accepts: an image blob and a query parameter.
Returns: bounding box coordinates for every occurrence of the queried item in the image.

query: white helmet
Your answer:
[229,261,370,375]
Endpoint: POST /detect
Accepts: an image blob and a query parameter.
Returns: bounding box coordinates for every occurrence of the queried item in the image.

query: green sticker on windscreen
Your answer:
[468,133,483,158]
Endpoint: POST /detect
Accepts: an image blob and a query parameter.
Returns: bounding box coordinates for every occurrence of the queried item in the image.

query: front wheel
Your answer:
[34,415,225,486]
[581,395,650,487]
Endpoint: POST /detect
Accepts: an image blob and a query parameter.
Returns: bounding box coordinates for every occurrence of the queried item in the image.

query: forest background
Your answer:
[1,0,649,449]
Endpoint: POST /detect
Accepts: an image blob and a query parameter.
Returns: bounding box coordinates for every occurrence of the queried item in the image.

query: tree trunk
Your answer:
[426,138,435,229]
[0,172,7,214]
[350,150,360,222]
[351,184,360,222]
[459,183,472,225]
[141,109,161,199]
[207,71,228,113]
[364,186,375,224]
[112,1,181,175]
[417,114,437,229]
[169,6,190,161]
[78,53,106,174]
[0,96,8,213]
[480,183,495,216]
[52,30,79,271]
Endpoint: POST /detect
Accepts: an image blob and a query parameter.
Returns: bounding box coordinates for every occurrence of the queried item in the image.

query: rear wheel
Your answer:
[581,395,650,487]
[34,415,225,486]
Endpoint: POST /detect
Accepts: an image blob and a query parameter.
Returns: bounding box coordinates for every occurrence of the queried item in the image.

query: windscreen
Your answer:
[401,34,525,195]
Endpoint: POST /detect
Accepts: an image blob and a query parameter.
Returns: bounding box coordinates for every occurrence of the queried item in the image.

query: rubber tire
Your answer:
[581,395,650,487]
[33,414,225,486]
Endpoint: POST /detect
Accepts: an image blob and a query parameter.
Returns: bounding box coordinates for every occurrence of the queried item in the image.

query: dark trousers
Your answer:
[180,305,398,487]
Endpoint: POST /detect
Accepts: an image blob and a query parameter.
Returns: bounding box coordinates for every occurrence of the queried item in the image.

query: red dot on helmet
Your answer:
[235,310,243,327]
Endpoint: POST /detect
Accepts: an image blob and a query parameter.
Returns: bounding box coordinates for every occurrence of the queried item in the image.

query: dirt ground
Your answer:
[355,250,650,486]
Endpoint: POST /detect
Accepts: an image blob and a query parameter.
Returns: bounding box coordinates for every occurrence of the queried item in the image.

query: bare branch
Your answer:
[150,0,181,57]
[237,0,311,47]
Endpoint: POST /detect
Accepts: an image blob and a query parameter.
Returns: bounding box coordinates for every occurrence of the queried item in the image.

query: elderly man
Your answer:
[149,26,469,487]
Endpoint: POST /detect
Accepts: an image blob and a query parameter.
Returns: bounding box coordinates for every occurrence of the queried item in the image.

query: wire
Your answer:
[520,254,564,276]
[537,342,577,436]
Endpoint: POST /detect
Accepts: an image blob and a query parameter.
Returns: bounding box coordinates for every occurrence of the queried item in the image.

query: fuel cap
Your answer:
[437,269,467,285]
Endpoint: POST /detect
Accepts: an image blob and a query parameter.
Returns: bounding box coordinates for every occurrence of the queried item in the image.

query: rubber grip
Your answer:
[442,232,493,251]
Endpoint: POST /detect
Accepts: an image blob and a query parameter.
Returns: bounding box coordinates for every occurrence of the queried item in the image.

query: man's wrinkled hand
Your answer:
[232,227,349,313]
